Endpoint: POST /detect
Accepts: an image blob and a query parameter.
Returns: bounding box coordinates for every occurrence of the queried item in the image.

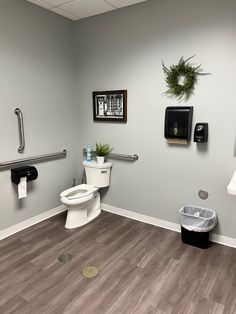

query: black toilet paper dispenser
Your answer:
[11,166,38,184]
[164,106,193,144]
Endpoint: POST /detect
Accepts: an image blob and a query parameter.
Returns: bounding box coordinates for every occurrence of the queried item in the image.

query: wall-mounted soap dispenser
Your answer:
[164,106,193,144]
[194,123,208,143]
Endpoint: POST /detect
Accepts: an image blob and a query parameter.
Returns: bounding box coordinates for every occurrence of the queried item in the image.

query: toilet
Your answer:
[60,160,112,229]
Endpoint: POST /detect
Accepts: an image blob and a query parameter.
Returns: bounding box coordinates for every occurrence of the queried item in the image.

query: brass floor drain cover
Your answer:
[58,253,72,263]
[82,266,99,279]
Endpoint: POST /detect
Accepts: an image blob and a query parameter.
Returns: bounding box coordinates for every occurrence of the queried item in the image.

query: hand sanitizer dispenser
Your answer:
[194,123,208,143]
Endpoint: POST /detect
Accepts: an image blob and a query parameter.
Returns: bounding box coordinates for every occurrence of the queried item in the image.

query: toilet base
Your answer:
[65,191,101,229]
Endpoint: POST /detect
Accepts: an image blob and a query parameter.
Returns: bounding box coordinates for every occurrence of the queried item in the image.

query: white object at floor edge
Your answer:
[227,170,236,195]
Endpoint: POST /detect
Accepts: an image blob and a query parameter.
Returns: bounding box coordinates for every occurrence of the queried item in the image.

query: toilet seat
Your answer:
[60,184,95,206]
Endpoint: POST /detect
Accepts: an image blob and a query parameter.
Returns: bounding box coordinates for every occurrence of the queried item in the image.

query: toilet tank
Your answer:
[83,161,112,188]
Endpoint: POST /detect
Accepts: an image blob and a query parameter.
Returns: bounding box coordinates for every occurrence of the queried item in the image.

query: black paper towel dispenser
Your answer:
[165,106,193,143]
[11,166,38,184]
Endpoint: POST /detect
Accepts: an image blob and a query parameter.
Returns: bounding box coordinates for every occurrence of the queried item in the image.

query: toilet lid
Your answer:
[60,184,94,200]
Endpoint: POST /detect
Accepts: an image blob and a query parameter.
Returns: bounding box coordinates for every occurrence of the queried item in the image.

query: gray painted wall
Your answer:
[75,0,236,238]
[0,0,78,229]
[1,0,236,239]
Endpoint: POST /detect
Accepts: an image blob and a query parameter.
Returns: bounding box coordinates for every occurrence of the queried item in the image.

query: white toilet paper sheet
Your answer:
[18,177,27,199]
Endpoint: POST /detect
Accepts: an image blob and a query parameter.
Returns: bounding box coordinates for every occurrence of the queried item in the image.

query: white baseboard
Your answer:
[210,233,236,248]
[0,205,67,241]
[102,203,236,249]
[1,203,236,249]
[102,203,181,233]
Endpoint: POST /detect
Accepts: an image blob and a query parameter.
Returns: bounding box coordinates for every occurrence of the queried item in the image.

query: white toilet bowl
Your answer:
[60,184,100,229]
[60,161,112,229]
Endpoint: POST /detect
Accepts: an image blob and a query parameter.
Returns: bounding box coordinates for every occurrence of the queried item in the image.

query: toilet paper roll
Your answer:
[18,177,27,199]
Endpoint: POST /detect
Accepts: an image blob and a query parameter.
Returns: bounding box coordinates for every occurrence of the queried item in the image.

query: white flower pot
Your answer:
[96,156,105,164]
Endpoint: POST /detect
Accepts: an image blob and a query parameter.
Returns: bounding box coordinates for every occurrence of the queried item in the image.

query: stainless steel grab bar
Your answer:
[83,148,139,161]
[15,108,25,153]
[0,149,67,169]
[107,152,139,161]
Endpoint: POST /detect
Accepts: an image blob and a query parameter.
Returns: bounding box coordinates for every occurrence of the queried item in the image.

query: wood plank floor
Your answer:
[0,211,236,314]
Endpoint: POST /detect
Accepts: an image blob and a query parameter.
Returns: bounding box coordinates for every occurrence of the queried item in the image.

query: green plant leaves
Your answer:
[162,56,209,101]
[95,143,113,156]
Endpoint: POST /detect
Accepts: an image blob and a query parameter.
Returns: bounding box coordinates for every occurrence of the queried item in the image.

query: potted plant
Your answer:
[95,143,112,164]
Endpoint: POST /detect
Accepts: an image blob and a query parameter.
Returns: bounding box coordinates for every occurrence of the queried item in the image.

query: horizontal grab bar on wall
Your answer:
[0,149,67,169]
[107,152,139,161]
[83,148,139,161]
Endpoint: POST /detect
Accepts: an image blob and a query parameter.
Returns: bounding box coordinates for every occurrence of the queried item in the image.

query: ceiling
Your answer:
[26,0,148,21]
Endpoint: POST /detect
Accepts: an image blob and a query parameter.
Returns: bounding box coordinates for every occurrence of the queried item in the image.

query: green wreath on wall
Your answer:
[162,56,209,101]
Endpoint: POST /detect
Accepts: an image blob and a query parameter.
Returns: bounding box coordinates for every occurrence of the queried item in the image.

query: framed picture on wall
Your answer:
[93,90,127,122]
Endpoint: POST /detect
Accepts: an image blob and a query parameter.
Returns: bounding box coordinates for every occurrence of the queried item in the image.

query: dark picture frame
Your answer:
[93,90,127,122]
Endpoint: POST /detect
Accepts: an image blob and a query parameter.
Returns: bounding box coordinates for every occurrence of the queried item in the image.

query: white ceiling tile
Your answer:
[59,0,114,19]
[26,0,149,20]
[105,0,147,9]
[50,7,79,20]
[43,0,73,6]
[27,0,54,9]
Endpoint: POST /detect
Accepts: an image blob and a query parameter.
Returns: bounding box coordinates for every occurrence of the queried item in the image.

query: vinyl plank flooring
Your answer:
[0,211,235,313]
[0,295,28,313]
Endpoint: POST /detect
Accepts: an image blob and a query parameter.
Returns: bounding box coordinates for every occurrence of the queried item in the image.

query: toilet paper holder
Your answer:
[11,166,38,185]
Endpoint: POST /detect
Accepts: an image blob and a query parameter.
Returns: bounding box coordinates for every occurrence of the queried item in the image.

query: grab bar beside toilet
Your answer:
[0,150,67,169]
[15,108,25,154]
[83,148,139,161]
